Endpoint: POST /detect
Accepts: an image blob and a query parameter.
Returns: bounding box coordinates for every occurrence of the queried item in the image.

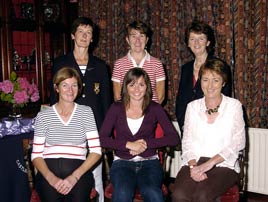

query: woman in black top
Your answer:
[50,17,112,202]
[175,20,232,135]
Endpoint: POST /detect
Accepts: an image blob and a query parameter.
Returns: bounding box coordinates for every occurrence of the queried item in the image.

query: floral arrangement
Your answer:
[0,71,39,107]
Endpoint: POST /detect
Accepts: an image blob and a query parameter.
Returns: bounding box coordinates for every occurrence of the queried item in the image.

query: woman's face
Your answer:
[71,25,93,49]
[201,70,224,99]
[127,76,147,102]
[126,29,148,54]
[56,77,79,103]
[188,32,210,57]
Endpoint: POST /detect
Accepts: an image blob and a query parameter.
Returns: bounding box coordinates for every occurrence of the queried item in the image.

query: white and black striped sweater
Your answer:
[31,103,101,161]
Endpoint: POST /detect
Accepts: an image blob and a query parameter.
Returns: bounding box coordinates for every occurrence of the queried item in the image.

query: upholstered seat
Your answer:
[104,183,168,201]
[220,185,240,202]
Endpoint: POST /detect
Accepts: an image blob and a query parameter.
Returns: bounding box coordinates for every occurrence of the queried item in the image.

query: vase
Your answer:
[9,105,22,119]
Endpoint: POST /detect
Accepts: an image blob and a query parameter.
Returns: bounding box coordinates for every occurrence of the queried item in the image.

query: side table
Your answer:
[0,117,34,202]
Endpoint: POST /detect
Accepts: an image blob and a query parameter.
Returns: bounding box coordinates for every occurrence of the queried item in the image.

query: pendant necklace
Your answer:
[206,105,220,115]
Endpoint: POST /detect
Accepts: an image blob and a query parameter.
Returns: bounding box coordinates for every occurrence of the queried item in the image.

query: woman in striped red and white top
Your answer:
[31,67,101,202]
[112,20,166,104]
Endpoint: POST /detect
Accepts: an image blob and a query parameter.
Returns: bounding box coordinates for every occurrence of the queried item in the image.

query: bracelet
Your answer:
[72,174,79,182]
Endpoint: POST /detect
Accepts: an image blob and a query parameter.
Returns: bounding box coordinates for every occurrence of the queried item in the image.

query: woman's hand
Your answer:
[56,174,78,195]
[45,172,78,195]
[190,166,208,182]
[126,139,147,155]
[190,160,214,182]
[197,160,215,173]
[45,172,64,192]
[191,172,207,182]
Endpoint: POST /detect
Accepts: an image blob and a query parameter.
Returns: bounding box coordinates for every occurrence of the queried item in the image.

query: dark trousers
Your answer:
[172,157,238,202]
[36,158,93,202]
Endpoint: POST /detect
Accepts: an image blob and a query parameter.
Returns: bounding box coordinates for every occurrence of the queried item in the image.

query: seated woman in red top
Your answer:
[99,68,180,202]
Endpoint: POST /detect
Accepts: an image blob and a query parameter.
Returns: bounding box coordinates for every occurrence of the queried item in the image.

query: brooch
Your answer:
[94,83,100,94]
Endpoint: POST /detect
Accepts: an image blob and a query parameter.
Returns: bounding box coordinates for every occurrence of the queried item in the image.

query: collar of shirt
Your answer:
[127,50,150,67]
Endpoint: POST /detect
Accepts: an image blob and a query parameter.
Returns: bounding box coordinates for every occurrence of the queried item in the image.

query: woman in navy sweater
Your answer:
[175,20,232,136]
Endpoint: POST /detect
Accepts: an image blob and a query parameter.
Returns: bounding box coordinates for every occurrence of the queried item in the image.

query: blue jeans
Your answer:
[110,159,164,202]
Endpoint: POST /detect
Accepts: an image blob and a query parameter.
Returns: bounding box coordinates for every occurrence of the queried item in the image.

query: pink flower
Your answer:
[30,92,40,102]
[28,83,38,95]
[0,80,14,94]
[14,90,29,104]
[0,71,40,106]
[17,78,30,90]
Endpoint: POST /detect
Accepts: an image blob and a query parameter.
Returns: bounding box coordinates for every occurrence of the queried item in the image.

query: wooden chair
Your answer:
[219,150,245,202]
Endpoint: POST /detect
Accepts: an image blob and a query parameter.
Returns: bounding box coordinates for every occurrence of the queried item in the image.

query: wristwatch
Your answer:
[189,165,196,169]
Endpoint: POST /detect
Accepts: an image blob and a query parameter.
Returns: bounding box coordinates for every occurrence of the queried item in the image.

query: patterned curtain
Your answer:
[232,0,268,128]
[78,0,268,128]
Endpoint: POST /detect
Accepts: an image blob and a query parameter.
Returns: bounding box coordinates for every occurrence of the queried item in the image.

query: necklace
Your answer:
[206,105,220,115]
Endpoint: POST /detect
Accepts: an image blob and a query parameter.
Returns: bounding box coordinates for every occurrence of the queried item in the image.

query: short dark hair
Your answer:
[122,68,152,114]
[71,17,95,35]
[126,21,151,37]
[199,59,228,84]
[53,67,82,100]
[185,20,215,55]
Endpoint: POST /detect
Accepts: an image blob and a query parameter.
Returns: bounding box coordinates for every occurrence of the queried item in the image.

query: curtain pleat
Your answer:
[78,0,268,128]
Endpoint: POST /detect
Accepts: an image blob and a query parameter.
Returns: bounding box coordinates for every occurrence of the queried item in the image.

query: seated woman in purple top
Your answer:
[99,68,180,202]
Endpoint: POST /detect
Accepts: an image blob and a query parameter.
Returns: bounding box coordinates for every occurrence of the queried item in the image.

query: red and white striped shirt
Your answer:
[112,51,165,102]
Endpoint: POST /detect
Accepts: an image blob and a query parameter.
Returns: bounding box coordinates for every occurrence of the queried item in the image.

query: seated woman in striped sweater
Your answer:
[31,67,101,202]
